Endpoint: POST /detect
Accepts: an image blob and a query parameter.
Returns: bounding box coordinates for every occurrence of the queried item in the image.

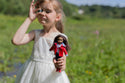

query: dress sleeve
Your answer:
[34,29,42,41]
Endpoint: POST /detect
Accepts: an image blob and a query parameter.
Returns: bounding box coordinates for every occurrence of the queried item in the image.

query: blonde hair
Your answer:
[37,0,65,33]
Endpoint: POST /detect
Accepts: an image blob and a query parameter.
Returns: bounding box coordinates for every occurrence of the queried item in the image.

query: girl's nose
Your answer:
[41,11,46,15]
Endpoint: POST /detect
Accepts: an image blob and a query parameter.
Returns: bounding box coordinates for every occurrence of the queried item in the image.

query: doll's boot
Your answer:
[59,69,61,72]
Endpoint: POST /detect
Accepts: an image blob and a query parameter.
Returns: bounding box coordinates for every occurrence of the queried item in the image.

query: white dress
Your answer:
[15,30,70,83]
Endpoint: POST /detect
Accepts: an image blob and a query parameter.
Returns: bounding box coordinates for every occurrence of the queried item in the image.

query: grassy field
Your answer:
[0,14,125,83]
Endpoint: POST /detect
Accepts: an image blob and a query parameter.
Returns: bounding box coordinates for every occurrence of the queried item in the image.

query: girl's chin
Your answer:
[38,19,46,24]
[40,22,50,26]
[39,21,46,25]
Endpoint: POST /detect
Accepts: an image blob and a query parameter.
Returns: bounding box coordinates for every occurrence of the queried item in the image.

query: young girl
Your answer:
[12,0,70,83]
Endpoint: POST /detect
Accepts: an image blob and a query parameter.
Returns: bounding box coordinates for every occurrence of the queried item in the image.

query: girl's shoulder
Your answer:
[34,29,43,33]
[31,29,43,40]
[33,29,44,35]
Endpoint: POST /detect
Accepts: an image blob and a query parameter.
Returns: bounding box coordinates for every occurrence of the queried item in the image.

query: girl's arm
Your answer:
[12,0,38,45]
[12,18,35,45]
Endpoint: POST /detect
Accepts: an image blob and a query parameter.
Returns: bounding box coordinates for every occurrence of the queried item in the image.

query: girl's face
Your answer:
[57,37,63,44]
[37,2,61,26]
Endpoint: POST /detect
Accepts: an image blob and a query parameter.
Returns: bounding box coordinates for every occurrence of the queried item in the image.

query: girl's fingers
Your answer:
[34,1,40,6]
[56,60,65,67]
[32,0,34,3]
[56,62,65,70]
[58,62,64,66]
[58,57,64,61]
[53,58,59,68]
[58,65,65,70]
[56,60,63,64]
[30,0,35,8]
[53,58,57,64]
[57,58,64,64]
[30,1,33,6]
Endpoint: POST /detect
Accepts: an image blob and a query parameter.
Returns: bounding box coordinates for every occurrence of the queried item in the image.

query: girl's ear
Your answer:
[56,13,62,22]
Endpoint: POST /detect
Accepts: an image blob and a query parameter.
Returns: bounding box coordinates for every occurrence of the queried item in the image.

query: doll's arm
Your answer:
[49,44,56,51]
[50,45,54,51]
[63,48,68,56]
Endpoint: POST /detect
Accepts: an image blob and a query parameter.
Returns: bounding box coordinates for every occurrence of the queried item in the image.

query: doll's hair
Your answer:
[36,0,65,33]
[53,34,70,52]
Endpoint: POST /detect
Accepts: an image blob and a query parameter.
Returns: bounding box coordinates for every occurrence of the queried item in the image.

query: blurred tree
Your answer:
[79,5,125,19]
[0,0,30,15]
[89,5,101,17]
[60,0,78,16]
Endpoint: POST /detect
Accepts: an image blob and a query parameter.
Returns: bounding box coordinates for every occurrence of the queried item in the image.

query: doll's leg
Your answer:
[56,68,61,72]
[56,53,59,72]
[56,52,61,61]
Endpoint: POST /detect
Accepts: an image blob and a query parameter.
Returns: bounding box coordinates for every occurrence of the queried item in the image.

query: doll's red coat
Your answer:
[50,43,68,57]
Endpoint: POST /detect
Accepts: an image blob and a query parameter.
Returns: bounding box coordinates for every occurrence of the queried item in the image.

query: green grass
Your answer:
[0,14,125,83]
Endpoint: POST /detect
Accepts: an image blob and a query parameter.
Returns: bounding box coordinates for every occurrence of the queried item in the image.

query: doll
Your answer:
[50,34,70,72]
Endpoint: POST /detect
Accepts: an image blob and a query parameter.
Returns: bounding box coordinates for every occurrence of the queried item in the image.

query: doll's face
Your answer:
[57,37,63,44]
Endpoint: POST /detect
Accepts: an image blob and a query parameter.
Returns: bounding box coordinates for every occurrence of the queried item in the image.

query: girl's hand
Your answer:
[28,0,39,21]
[53,55,66,71]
